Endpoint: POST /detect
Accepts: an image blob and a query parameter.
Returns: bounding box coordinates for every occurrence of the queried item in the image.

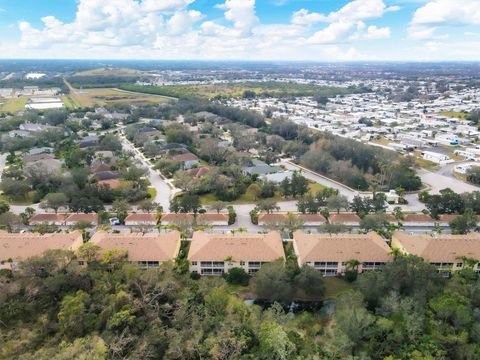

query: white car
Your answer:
[109,217,121,226]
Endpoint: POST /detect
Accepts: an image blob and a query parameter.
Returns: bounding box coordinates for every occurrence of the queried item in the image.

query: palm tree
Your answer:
[345,259,361,272]
[456,256,479,269]
[231,227,247,235]
[390,247,402,260]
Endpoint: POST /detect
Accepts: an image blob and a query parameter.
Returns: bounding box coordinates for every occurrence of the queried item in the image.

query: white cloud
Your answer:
[167,10,202,35]
[217,0,258,35]
[409,0,480,40]
[141,0,194,12]
[291,9,327,25]
[305,0,397,44]
[350,25,391,40]
[16,0,470,61]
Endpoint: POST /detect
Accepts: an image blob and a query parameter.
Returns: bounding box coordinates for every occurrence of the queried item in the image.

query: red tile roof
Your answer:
[328,213,361,224]
[188,231,285,262]
[91,231,181,262]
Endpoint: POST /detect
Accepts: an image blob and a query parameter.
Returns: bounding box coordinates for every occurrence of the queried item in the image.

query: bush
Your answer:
[249,209,259,225]
[190,272,201,280]
[344,270,358,282]
[227,206,236,225]
[225,267,249,286]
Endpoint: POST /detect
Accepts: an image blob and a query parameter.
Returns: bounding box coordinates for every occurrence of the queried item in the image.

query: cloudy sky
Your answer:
[0,0,479,61]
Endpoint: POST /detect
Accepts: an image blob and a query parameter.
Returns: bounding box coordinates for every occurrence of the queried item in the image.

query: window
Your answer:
[191,261,197,266]
[456,262,463,267]
[240,261,245,266]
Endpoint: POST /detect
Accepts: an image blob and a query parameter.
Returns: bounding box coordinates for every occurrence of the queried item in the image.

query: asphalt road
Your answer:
[119,134,176,211]
[417,168,480,194]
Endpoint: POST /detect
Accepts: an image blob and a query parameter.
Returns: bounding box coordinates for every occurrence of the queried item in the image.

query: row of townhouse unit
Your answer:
[2,230,480,276]
[28,213,230,227]
[258,213,468,228]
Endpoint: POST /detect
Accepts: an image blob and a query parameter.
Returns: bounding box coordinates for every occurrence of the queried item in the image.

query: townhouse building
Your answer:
[90,231,181,269]
[293,231,392,276]
[188,231,285,275]
[0,230,84,270]
[391,231,480,276]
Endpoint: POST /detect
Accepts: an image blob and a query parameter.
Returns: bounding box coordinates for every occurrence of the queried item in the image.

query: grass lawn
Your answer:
[371,138,391,146]
[147,187,157,199]
[64,80,173,109]
[0,96,29,113]
[438,111,467,120]
[74,67,144,77]
[308,182,325,195]
[414,154,439,171]
[322,277,353,299]
[0,192,36,206]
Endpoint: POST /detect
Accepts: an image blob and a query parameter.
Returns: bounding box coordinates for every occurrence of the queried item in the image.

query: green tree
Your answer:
[41,192,69,213]
[326,194,349,214]
[449,208,478,234]
[253,260,293,302]
[258,321,295,360]
[225,267,249,286]
[58,290,91,340]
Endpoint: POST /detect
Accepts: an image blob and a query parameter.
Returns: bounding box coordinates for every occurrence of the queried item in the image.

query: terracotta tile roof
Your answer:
[188,231,285,262]
[393,231,480,262]
[293,231,392,264]
[328,213,361,224]
[197,213,229,222]
[172,153,199,162]
[125,213,157,223]
[91,163,112,173]
[296,214,327,222]
[66,213,98,224]
[258,213,287,223]
[0,231,84,262]
[30,213,68,223]
[402,214,434,223]
[188,167,209,178]
[98,179,122,189]
[438,214,460,222]
[386,214,398,222]
[90,231,181,262]
[161,213,194,223]
[258,213,326,223]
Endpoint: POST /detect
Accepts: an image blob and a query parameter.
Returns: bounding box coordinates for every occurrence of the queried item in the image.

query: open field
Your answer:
[0,96,29,113]
[73,67,145,77]
[438,111,468,120]
[67,77,365,99]
[64,83,173,109]
[118,81,363,99]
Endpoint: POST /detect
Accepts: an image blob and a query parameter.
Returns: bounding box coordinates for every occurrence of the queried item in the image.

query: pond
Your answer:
[244,299,334,315]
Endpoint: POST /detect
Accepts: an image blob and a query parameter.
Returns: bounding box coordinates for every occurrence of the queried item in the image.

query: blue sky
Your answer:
[0,0,479,61]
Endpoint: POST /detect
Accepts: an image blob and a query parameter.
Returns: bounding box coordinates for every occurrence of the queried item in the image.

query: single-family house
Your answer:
[171,152,199,170]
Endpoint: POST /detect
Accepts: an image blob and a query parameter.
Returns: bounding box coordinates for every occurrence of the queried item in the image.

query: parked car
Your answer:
[109,217,121,226]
